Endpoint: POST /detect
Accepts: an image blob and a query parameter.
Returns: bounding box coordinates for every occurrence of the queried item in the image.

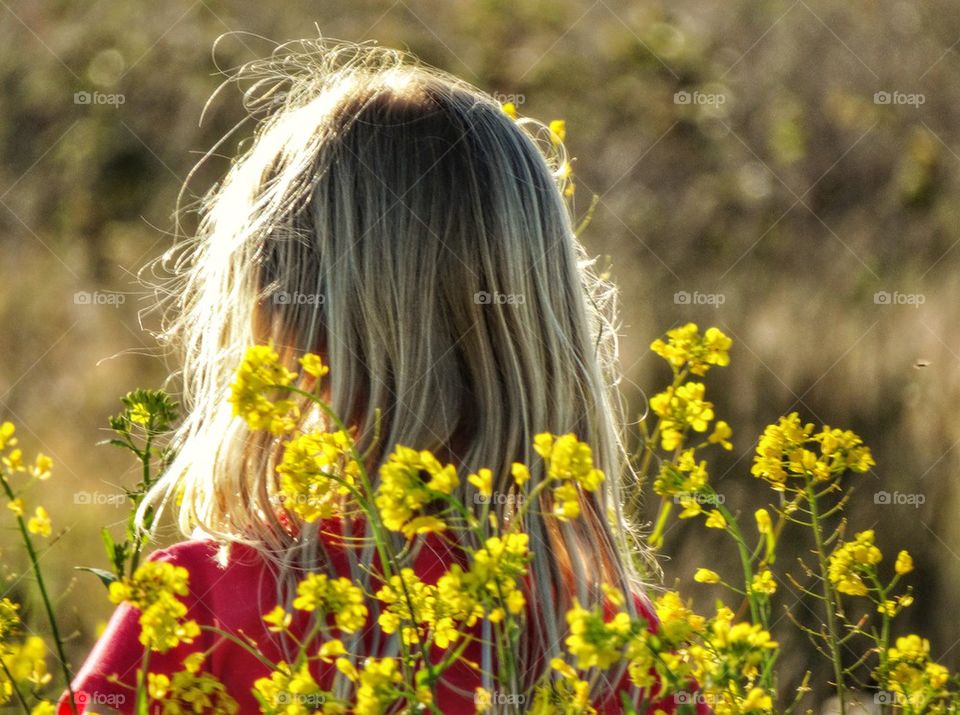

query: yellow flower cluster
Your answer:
[563,598,640,670]
[877,635,952,709]
[292,574,367,633]
[827,530,883,596]
[276,430,359,523]
[752,412,874,490]
[0,600,50,708]
[650,323,732,376]
[650,382,716,451]
[253,660,338,715]
[228,343,310,434]
[109,561,200,653]
[336,657,403,715]
[148,653,238,714]
[533,433,605,520]
[374,446,459,537]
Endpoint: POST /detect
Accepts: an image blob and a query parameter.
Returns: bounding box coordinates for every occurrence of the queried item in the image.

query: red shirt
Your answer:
[60,537,708,714]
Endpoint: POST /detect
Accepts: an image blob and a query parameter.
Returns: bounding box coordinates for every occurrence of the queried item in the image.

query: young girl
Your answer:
[60,40,707,714]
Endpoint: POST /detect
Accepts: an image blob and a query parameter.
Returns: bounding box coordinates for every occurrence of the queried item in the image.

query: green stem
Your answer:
[0,657,31,713]
[0,472,77,715]
[806,481,847,714]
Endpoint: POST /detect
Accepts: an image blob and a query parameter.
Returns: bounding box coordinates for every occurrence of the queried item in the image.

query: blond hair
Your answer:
[142,38,644,706]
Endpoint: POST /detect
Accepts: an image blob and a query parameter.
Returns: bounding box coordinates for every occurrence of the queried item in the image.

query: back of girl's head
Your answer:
[147,37,644,692]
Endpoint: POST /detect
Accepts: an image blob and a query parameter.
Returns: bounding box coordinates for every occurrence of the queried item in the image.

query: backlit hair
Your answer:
[141,38,646,707]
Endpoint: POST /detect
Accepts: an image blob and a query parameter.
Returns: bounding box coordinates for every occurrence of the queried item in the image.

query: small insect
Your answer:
[913,359,931,369]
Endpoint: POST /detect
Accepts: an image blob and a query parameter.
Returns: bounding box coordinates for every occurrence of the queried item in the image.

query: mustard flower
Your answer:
[650,323,732,376]
[276,429,358,522]
[827,530,883,597]
[108,561,200,653]
[292,574,367,633]
[375,445,458,537]
[228,343,299,434]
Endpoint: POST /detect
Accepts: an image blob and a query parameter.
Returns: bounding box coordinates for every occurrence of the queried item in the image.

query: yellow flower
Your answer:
[501,102,518,119]
[754,508,772,535]
[650,382,715,450]
[650,323,732,376]
[0,421,16,450]
[375,446,458,537]
[708,420,733,450]
[534,433,605,491]
[318,639,347,662]
[511,462,530,487]
[299,353,330,379]
[694,568,721,584]
[474,686,493,712]
[293,574,367,633]
[564,600,638,670]
[828,530,883,597]
[228,343,299,434]
[468,468,493,498]
[7,498,24,516]
[30,703,55,715]
[353,658,402,714]
[29,454,53,481]
[253,661,328,714]
[262,606,292,633]
[704,509,727,529]
[26,507,51,537]
[108,561,200,653]
[741,687,773,711]
[549,119,566,144]
[895,550,914,575]
[3,448,23,473]
[750,569,777,595]
[552,481,581,520]
[276,430,358,523]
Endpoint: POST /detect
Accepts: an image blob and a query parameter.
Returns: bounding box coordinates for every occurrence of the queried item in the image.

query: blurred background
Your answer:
[1,0,959,710]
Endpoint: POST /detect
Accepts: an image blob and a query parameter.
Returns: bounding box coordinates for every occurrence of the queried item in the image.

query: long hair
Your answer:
[140,38,645,706]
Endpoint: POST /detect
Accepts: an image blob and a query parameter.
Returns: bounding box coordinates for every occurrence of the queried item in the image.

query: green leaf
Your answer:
[75,566,119,589]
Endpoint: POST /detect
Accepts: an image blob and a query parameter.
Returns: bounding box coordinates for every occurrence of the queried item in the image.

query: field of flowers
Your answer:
[0,325,955,713]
